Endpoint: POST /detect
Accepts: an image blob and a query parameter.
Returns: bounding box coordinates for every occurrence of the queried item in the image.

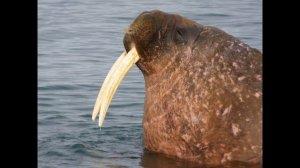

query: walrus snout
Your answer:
[123,11,164,56]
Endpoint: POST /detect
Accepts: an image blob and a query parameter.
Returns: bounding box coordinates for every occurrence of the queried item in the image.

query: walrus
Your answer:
[92,10,262,166]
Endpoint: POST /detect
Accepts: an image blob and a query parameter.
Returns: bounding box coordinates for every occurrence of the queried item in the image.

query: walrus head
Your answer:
[124,10,202,75]
[92,10,203,126]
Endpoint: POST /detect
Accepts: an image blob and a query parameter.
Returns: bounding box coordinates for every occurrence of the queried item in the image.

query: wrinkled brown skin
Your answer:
[123,10,262,166]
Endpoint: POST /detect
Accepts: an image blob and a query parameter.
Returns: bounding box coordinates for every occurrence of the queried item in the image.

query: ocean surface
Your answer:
[38,0,262,167]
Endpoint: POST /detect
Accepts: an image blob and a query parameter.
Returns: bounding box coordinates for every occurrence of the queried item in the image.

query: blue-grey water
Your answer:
[38,0,262,167]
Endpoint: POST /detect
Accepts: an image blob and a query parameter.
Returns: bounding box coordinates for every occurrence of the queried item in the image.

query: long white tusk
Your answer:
[92,51,126,121]
[92,47,140,127]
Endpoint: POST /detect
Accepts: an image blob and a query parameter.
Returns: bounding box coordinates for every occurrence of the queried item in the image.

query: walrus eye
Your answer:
[176,28,183,37]
[175,28,185,43]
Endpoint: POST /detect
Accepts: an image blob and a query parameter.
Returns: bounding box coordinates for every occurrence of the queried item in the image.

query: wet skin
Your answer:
[123,10,262,166]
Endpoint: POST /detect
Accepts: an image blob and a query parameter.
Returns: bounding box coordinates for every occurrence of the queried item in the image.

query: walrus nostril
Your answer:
[139,10,163,17]
[140,11,152,16]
